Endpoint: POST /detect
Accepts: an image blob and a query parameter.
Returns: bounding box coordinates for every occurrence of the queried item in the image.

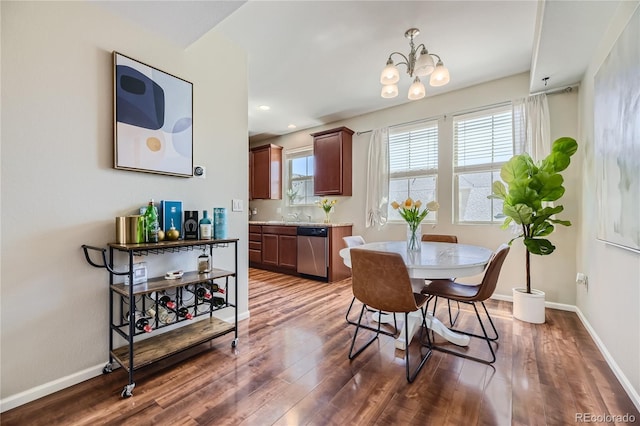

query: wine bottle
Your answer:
[211,296,226,308]
[144,199,160,243]
[199,210,212,240]
[158,295,176,310]
[177,307,193,320]
[191,285,212,300]
[134,312,153,333]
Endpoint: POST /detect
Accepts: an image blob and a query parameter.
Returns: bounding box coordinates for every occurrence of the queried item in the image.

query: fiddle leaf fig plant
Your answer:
[490,137,578,293]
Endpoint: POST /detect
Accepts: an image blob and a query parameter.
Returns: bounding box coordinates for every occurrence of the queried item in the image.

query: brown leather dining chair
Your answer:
[421,244,510,364]
[348,248,432,383]
[421,234,459,244]
[342,236,398,336]
[421,234,460,326]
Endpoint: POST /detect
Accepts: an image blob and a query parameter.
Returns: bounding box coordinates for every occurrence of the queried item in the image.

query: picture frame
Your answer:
[113,51,193,177]
[594,8,640,253]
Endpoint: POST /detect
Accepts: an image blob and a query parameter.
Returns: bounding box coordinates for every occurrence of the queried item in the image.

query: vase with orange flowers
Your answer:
[391,198,440,251]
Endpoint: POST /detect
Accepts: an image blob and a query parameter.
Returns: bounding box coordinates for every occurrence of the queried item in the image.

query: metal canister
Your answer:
[115,216,127,244]
[127,215,146,243]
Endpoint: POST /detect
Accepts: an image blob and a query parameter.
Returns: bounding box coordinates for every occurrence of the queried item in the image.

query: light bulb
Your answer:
[381,84,398,99]
[408,77,425,100]
[380,59,400,85]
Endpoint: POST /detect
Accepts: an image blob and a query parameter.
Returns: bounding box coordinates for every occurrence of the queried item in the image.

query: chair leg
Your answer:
[345,296,356,323]
[431,296,460,327]
[348,304,382,360]
[404,308,432,383]
[447,300,460,326]
[426,299,499,365]
[346,297,398,337]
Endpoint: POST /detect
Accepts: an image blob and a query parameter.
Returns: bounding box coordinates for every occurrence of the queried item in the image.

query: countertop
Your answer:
[249,220,353,228]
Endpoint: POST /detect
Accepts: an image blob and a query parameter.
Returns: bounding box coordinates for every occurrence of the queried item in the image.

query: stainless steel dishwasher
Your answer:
[296,226,328,280]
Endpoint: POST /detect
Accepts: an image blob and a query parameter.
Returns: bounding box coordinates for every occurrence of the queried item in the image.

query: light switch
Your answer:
[232,199,243,212]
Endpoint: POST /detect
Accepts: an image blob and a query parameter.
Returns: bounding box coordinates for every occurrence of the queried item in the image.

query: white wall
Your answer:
[0,1,248,407]
[577,0,640,404]
[251,72,580,304]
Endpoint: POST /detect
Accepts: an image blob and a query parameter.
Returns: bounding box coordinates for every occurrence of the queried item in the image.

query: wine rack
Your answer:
[82,238,239,398]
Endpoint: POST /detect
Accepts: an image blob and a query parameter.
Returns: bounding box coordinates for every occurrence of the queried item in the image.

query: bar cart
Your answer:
[82,238,238,398]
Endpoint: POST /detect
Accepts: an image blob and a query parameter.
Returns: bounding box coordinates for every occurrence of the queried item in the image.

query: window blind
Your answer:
[453,107,513,172]
[389,123,438,174]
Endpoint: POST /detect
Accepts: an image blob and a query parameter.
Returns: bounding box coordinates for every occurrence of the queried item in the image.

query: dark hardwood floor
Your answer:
[2,268,638,425]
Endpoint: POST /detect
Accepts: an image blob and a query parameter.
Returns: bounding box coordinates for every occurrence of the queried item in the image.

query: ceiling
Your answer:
[96,0,621,142]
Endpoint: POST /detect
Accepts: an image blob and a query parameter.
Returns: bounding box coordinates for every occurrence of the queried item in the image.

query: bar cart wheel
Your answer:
[232,338,239,348]
[102,363,113,374]
[121,383,135,398]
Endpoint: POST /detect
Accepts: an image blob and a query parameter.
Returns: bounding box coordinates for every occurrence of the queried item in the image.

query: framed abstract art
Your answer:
[594,8,640,253]
[113,52,193,177]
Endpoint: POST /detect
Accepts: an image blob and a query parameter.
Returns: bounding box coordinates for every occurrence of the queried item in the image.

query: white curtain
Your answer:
[365,128,389,229]
[513,93,551,160]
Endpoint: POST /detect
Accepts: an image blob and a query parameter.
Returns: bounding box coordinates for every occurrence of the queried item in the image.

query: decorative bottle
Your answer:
[198,249,211,274]
[144,199,160,243]
[199,210,212,240]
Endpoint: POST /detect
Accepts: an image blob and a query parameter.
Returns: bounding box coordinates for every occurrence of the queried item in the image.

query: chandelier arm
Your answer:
[430,53,442,62]
[388,51,410,69]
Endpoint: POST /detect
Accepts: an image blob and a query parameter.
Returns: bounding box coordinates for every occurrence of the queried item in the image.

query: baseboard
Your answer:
[490,292,576,312]
[0,310,250,413]
[491,293,640,412]
[574,307,640,412]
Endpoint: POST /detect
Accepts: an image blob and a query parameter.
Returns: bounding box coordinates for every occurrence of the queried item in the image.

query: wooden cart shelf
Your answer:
[111,317,235,371]
[110,269,235,297]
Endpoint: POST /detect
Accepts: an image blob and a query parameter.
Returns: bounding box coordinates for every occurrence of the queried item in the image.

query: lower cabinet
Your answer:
[249,225,262,264]
[248,223,352,282]
[261,226,297,270]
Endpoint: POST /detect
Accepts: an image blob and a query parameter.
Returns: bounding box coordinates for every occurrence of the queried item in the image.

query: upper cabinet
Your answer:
[250,144,283,200]
[311,126,354,196]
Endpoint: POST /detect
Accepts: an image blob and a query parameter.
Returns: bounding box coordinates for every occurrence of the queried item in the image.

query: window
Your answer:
[388,121,439,221]
[286,147,314,205]
[453,105,514,223]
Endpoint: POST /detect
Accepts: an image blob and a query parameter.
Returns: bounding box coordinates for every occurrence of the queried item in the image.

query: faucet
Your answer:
[306,214,312,223]
[286,212,300,223]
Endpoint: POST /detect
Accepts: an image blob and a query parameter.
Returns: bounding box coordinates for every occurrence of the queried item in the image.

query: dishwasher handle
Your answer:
[296,227,328,237]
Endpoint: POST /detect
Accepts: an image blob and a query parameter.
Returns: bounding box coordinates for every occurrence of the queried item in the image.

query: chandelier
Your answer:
[380,28,450,100]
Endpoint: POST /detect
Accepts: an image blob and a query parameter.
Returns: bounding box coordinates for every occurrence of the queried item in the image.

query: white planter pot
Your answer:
[512,288,546,324]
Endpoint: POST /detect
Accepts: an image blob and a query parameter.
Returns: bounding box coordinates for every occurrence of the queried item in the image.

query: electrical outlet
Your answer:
[576,272,588,290]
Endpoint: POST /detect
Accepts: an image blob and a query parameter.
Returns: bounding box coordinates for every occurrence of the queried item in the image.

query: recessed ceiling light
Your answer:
[287,124,297,129]
[258,105,271,111]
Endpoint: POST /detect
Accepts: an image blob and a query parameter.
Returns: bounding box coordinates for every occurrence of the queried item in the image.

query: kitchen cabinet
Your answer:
[248,222,352,282]
[249,225,262,264]
[262,225,297,270]
[311,127,354,196]
[250,144,283,200]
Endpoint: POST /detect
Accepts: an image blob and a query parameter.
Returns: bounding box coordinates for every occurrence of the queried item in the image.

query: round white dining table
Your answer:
[339,241,494,350]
